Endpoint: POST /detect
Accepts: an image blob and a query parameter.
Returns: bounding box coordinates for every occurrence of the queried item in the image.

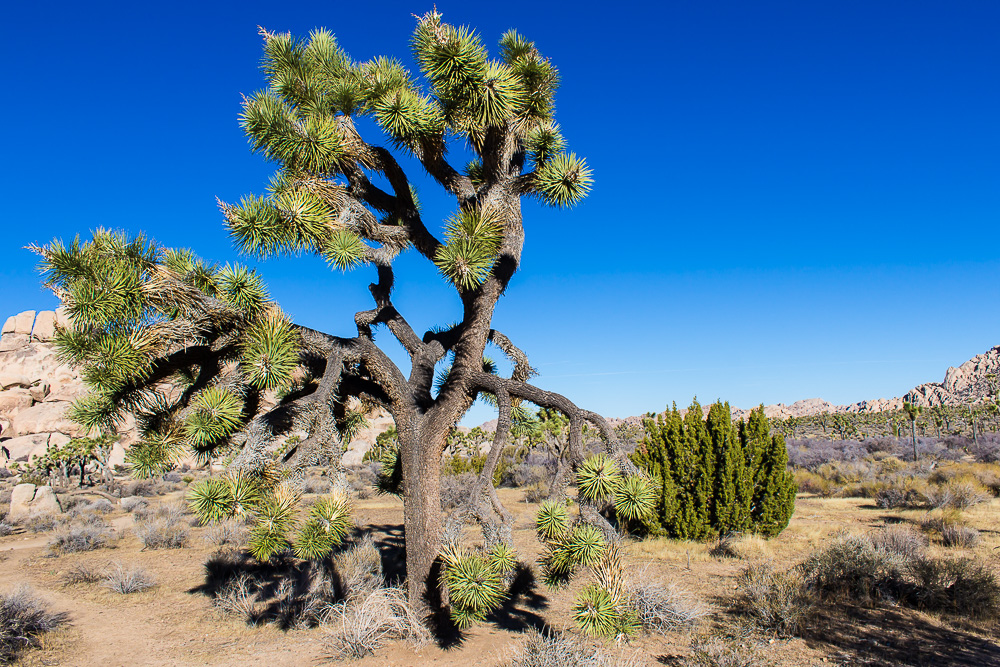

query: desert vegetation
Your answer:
[0,8,998,667]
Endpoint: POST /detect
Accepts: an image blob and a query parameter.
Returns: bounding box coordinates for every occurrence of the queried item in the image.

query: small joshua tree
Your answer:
[33,12,642,611]
[903,401,922,462]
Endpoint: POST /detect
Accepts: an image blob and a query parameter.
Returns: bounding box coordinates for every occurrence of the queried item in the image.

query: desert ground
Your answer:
[3,480,998,667]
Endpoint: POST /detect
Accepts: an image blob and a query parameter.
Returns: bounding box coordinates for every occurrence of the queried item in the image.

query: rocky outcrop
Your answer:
[0,309,126,469]
[0,308,394,469]
[8,483,61,521]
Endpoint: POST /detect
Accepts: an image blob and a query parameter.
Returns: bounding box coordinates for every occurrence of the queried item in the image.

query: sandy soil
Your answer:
[3,488,999,667]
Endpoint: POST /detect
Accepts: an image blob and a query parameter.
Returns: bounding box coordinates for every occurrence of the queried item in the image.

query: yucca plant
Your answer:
[535,500,570,540]
[614,476,657,523]
[440,546,509,628]
[576,455,623,502]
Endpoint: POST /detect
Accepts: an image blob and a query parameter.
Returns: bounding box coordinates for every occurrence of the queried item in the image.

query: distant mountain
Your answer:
[478,345,1000,430]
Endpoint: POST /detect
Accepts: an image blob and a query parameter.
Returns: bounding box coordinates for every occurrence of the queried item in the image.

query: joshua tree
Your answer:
[34,12,639,609]
[902,401,922,462]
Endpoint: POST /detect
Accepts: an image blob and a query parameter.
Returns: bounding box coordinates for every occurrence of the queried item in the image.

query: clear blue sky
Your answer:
[2,1,998,426]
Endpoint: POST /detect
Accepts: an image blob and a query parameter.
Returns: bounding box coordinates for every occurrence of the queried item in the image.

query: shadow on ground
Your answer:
[804,605,1000,667]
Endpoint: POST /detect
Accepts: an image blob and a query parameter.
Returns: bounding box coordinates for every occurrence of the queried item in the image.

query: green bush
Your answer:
[633,402,795,539]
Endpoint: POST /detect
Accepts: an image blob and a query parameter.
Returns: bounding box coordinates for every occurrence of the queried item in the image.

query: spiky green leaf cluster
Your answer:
[532,152,593,208]
[576,455,623,502]
[440,545,510,628]
[614,475,657,523]
[433,206,502,290]
[249,484,299,561]
[188,478,234,524]
[535,500,570,540]
[293,494,353,560]
[125,428,185,479]
[184,387,244,451]
[571,585,640,640]
[241,309,300,391]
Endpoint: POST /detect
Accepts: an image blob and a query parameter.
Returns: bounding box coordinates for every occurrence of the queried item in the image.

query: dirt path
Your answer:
[3,492,998,666]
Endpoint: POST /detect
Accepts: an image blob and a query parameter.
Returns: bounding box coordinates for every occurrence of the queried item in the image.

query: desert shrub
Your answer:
[0,586,67,663]
[500,630,643,667]
[0,522,12,537]
[440,472,476,511]
[124,479,159,497]
[203,551,343,628]
[203,520,249,550]
[523,481,551,503]
[213,573,261,624]
[941,525,980,548]
[792,469,840,497]
[25,512,62,533]
[333,534,383,602]
[48,517,112,554]
[104,562,156,594]
[799,534,911,604]
[303,476,333,494]
[735,562,814,636]
[971,433,1000,463]
[62,562,104,585]
[872,477,928,509]
[628,579,705,633]
[58,496,86,511]
[908,557,1000,619]
[323,587,429,661]
[163,472,183,483]
[82,498,114,514]
[681,634,770,667]
[120,496,147,513]
[924,478,991,510]
[919,508,965,534]
[505,462,549,489]
[134,512,189,549]
[710,534,769,560]
[869,525,927,558]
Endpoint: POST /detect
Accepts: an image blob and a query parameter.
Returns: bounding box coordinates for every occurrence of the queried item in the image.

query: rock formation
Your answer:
[0,308,394,471]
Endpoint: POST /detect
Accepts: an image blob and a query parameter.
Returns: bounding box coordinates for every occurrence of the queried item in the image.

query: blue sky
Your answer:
[2,1,998,426]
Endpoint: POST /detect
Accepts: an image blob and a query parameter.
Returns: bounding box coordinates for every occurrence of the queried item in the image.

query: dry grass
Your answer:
[499,630,647,667]
[322,587,429,661]
[0,585,67,663]
[104,562,156,594]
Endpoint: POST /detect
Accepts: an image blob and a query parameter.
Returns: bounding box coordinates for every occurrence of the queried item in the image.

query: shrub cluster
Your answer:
[634,403,795,539]
[0,586,66,663]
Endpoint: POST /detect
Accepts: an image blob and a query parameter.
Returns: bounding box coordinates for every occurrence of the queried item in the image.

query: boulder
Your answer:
[1,316,14,335]
[8,483,61,522]
[0,388,34,417]
[32,486,61,515]
[29,382,51,402]
[9,483,36,521]
[11,401,85,438]
[13,311,36,335]
[54,307,72,329]
[0,373,33,389]
[0,334,29,352]
[31,311,56,342]
[3,433,50,464]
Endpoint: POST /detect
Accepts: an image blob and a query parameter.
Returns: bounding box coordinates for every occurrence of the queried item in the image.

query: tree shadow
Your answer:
[364,523,406,585]
[485,562,550,633]
[803,605,1000,667]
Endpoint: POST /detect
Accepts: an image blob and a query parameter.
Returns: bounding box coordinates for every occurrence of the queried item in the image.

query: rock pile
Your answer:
[1,309,394,471]
[0,309,123,468]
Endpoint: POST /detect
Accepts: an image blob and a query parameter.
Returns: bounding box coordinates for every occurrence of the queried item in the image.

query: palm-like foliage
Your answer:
[614,476,657,523]
[576,455,622,502]
[440,545,510,628]
[535,500,570,540]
